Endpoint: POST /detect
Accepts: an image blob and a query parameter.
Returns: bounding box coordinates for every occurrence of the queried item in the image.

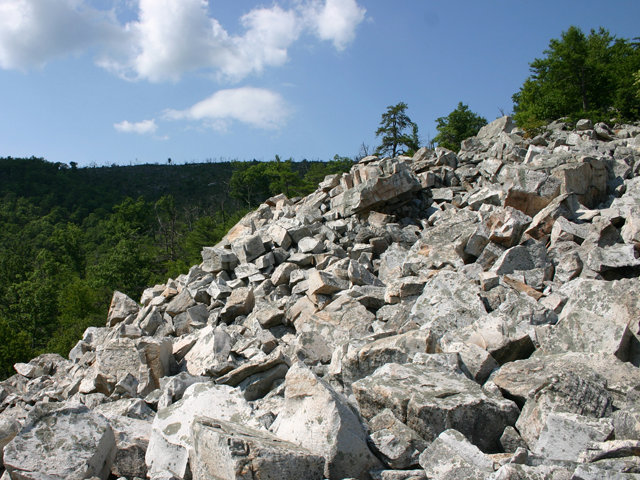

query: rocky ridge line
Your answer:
[1,116,640,480]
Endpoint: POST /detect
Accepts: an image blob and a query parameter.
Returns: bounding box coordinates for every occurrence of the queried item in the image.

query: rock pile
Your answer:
[2,116,640,480]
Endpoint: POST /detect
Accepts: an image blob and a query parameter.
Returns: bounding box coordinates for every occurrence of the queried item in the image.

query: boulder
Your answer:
[191,417,325,480]
[271,363,383,480]
[295,295,376,353]
[342,329,435,383]
[369,408,428,469]
[105,414,152,479]
[107,291,139,327]
[490,352,640,408]
[353,362,519,452]
[183,326,232,376]
[533,411,613,462]
[502,167,562,216]
[231,234,266,264]
[201,247,238,273]
[145,382,258,480]
[410,271,487,341]
[4,403,116,480]
[220,287,255,323]
[515,372,614,452]
[418,429,494,480]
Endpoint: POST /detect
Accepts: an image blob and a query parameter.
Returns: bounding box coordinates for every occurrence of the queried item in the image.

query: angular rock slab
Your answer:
[515,373,613,452]
[271,363,383,480]
[410,271,487,341]
[369,408,428,469]
[183,325,231,376]
[418,429,494,480]
[533,412,613,462]
[353,363,519,453]
[492,464,573,480]
[145,382,258,480]
[342,329,435,383]
[106,414,152,479]
[295,295,376,353]
[490,352,640,407]
[190,417,325,480]
[107,290,139,327]
[4,403,116,480]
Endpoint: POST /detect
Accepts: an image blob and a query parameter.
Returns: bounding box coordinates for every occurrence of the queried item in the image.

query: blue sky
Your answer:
[0,0,638,167]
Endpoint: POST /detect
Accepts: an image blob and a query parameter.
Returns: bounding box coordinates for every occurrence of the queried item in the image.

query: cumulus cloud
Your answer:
[0,0,121,70]
[0,0,366,81]
[303,0,366,50]
[114,118,158,134]
[164,87,290,130]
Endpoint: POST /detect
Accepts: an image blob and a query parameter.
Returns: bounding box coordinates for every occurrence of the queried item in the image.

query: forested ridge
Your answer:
[0,155,353,378]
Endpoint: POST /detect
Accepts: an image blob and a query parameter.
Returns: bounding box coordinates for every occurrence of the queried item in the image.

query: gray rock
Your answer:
[410,271,487,341]
[183,325,232,376]
[271,363,383,480]
[477,116,515,141]
[190,417,325,480]
[145,383,259,480]
[486,207,532,248]
[107,291,139,327]
[502,167,562,216]
[490,352,640,408]
[369,409,428,469]
[353,362,519,452]
[342,329,435,383]
[515,372,613,452]
[500,426,528,453]
[231,234,266,264]
[4,403,116,480]
[104,414,152,479]
[307,270,349,295]
[533,411,613,462]
[491,464,573,480]
[201,247,238,273]
[165,288,196,317]
[418,429,494,480]
[220,287,255,323]
[295,295,376,353]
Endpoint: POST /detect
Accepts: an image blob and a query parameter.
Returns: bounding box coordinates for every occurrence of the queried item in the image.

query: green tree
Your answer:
[513,26,640,130]
[265,155,304,198]
[433,102,487,152]
[374,102,420,157]
[229,161,271,207]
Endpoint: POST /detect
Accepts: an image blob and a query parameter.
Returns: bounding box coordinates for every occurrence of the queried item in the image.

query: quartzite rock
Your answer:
[4,403,116,480]
[191,417,325,480]
[353,362,519,452]
[145,383,258,479]
[107,291,139,327]
[271,363,384,480]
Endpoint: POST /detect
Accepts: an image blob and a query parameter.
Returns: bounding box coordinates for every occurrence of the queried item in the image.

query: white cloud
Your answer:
[164,87,290,130]
[303,0,366,50]
[0,0,121,70]
[0,0,366,81]
[114,118,158,134]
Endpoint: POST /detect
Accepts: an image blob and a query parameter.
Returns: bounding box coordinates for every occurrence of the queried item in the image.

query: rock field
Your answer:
[2,116,640,479]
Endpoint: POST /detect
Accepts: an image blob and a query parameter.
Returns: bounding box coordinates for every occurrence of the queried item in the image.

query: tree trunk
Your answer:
[580,66,589,111]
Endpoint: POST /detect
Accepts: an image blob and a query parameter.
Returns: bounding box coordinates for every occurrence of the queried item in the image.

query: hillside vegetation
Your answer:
[0,156,352,378]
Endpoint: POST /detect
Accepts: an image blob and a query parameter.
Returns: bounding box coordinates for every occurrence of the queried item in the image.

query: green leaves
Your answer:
[374,102,420,158]
[513,26,640,131]
[433,102,487,152]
